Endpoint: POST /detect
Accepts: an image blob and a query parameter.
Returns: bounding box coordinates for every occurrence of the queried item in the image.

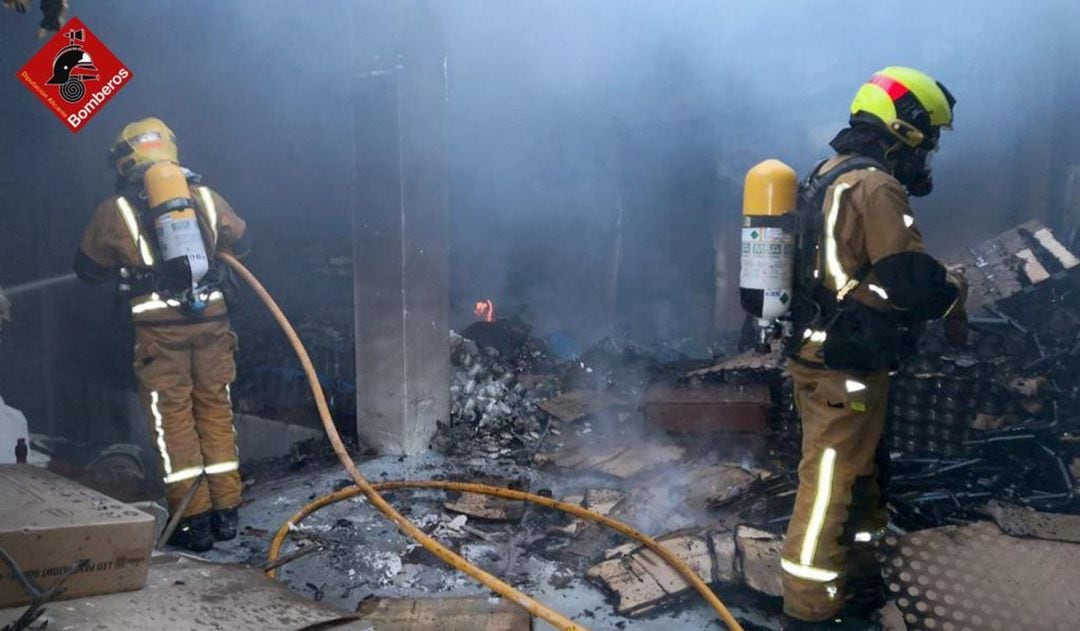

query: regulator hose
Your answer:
[218,252,743,631]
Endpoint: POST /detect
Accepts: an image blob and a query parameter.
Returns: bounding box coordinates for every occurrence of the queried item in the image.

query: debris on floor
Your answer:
[535,439,686,479]
[586,525,783,618]
[586,530,716,617]
[983,500,1080,543]
[53,219,1077,629]
[434,332,549,460]
[733,526,783,598]
[549,488,627,537]
[355,595,532,630]
[445,486,527,522]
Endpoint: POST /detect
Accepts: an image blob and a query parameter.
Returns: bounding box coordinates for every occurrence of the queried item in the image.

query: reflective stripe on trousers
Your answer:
[782,447,841,582]
[162,461,239,485]
[150,391,173,476]
[153,390,239,486]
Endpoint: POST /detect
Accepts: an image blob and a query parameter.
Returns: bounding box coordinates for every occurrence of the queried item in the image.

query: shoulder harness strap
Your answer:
[192,186,220,252]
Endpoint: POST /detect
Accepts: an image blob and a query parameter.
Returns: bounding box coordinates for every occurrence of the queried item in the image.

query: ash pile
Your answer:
[433,317,715,462]
[433,321,553,461]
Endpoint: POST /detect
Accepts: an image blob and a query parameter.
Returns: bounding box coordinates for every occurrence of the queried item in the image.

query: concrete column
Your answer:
[352,2,449,455]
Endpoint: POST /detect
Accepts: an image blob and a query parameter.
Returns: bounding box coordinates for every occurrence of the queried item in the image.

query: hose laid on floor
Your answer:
[218,252,743,631]
[267,481,745,631]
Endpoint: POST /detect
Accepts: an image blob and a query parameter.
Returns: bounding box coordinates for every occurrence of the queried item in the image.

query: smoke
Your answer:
[0,285,9,337]
[5,1,1077,343]
[4,1,1080,437]
[441,0,1080,343]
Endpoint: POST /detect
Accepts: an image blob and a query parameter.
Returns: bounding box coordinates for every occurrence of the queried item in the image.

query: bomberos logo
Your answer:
[17,17,133,133]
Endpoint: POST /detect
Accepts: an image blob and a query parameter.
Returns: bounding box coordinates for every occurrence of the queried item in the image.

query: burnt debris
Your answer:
[691,220,1080,533]
[432,330,551,460]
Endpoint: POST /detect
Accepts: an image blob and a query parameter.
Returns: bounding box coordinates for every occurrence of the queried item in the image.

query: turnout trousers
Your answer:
[133,316,241,518]
[781,359,890,622]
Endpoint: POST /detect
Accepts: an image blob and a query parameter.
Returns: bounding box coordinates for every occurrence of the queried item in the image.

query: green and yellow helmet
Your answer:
[849,67,956,149]
[108,117,179,178]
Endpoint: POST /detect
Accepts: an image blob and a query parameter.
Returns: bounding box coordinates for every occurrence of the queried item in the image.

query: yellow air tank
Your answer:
[144,161,210,289]
[739,159,798,337]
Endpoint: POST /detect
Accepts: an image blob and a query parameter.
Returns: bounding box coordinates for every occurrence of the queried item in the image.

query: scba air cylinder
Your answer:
[739,159,797,327]
[144,161,209,288]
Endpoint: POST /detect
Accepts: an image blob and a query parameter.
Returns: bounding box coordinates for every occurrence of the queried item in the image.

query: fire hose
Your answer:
[218,252,744,631]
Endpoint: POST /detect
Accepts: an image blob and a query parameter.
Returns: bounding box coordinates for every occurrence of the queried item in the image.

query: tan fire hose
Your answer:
[218,252,744,631]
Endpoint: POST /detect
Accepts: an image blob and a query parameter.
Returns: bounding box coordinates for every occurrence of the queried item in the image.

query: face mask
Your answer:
[894,146,936,197]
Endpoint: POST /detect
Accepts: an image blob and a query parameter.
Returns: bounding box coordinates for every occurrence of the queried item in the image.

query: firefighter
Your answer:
[74,118,250,552]
[780,68,968,629]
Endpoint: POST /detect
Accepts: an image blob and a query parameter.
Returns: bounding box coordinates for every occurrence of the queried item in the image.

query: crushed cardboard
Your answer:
[549,488,627,537]
[733,525,782,597]
[586,530,714,617]
[587,525,783,617]
[356,595,531,630]
[444,492,525,522]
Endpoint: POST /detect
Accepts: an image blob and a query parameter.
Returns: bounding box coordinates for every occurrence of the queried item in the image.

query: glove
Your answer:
[3,0,29,13]
[943,265,968,348]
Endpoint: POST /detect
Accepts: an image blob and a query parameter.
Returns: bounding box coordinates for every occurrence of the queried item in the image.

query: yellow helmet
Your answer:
[109,117,178,177]
[849,67,956,148]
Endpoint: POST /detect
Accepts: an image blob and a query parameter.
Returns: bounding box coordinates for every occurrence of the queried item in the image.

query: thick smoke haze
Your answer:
[442,0,1080,341]
[1,1,1079,438]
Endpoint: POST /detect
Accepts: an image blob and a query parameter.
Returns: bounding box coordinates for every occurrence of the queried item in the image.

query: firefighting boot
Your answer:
[845,550,885,618]
[211,507,239,541]
[168,512,214,552]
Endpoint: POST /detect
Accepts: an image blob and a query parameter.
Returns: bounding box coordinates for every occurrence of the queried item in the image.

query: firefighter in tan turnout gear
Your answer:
[777,68,968,629]
[74,117,250,552]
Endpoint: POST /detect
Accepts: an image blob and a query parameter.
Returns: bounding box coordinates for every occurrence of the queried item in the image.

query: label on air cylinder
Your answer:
[156,209,209,284]
[739,226,794,289]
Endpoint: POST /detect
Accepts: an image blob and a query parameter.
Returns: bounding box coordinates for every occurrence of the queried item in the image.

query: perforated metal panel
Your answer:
[881,521,1080,631]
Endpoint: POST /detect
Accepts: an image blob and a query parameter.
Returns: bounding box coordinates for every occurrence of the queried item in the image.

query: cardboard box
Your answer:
[0,465,155,607]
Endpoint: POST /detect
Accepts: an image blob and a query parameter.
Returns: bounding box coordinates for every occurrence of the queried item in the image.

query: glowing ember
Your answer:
[474,299,495,322]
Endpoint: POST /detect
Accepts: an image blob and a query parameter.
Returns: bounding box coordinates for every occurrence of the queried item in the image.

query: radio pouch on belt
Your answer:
[819,290,898,373]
